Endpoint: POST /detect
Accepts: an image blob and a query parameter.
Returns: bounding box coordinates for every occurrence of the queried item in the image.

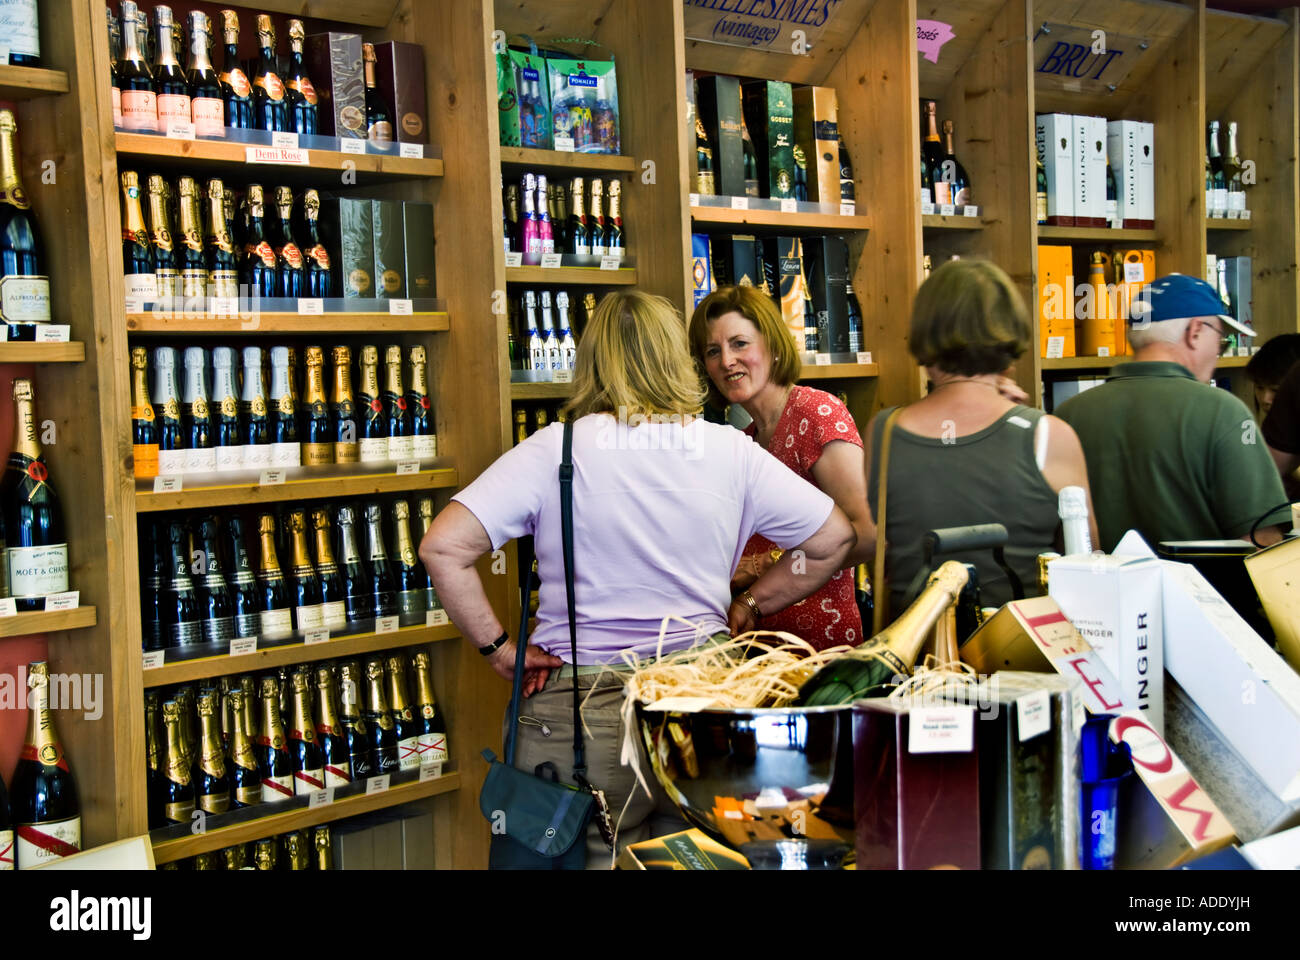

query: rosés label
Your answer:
[191,98,224,137]
[156,94,191,126]
[120,90,158,132]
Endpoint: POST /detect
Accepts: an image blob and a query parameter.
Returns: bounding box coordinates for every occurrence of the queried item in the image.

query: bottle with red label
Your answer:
[2,379,68,610]
[10,661,81,869]
[218,9,253,129]
[383,345,413,462]
[298,189,331,297]
[240,184,277,298]
[116,1,157,133]
[272,186,305,298]
[285,19,318,136]
[185,11,225,138]
[151,6,191,131]
[252,14,287,132]
[407,345,436,460]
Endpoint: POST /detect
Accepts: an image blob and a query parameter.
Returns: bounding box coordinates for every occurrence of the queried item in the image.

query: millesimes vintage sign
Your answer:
[683,0,844,52]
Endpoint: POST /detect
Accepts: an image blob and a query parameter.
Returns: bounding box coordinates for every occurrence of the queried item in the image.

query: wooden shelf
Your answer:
[511,381,575,400]
[1037,226,1159,243]
[0,63,70,99]
[1041,355,1252,373]
[254,0,401,28]
[799,363,880,380]
[143,622,456,687]
[499,147,637,173]
[690,204,872,234]
[136,466,458,512]
[1206,218,1252,232]
[0,605,97,639]
[0,341,86,363]
[923,214,984,231]
[114,133,443,184]
[506,266,637,285]
[126,311,449,335]
[150,770,461,863]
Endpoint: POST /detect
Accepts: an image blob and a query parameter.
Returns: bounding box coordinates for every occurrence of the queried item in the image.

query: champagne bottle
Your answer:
[941,119,971,206]
[240,184,277,297]
[839,141,855,205]
[254,836,277,870]
[152,346,186,476]
[286,510,324,633]
[273,187,305,298]
[407,345,436,461]
[159,699,195,824]
[568,177,590,256]
[205,178,239,299]
[555,292,577,370]
[241,346,272,470]
[299,190,331,297]
[416,498,441,613]
[538,291,559,371]
[0,0,40,67]
[142,690,166,828]
[226,686,262,807]
[252,14,287,132]
[217,8,253,129]
[11,662,80,867]
[117,1,157,133]
[315,825,333,870]
[695,115,715,195]
[1207,121,1228,217]
[298,345,333,466]
[364,502,398,619]
[846,280,864,354]
[175,178,207,302]
[520,172,540,264]
[285,20,318,135]
[383,345,413,462]
[121,170,157,305]
[793,144,808,202]
[185,11,224,137]
[741,113,760,198]
[194,517,235,643]
[288,669,325,794]
[331,345,359,464]
[1226,121,1246,214]
[181,347,215,474]
[256,513,294,638]
[311,508,347,630]
[284,829,311,869]
[552,181,570,254]
[524,290,545,372]
[221,844,250,869]
[922,101,948,205]
[606,179,624,260]
[139,520,165,651]
[363,658,399,774]
[225,516,260,639]
[503,181,519,254]
[258,673,295,802]
[210,346,242,472]
[108,7,122,127]
[358,345,388,464]
[411,651,449,768]
[392,500,424,624]
[362,43,393,142]
[337,661,374,780]
[315,665,352,787]
[269,345,301,468]
[151,6,191,130]
[385,654,420,770]
[536,173,554,255]
[194,690,231,814]
[172,683,197,786]
[3,379,67,609]
[163,520,202,646]
[336,505,373,623]
[0,109,50,340]
[130,346,160,479]
[589,178,607,256]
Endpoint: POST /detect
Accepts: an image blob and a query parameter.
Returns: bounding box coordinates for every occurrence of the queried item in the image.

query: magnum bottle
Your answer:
[131,346,159,479]
[159,699,195,824]
[386,654,421,770]
[392,500,424,624]
[206,178,239,300]
[362,43,393,142]
[226,687,262,807]
[335,505,373,623]
[363,658,399,774]
[407,345,436,460]
[606,178,624,260]
[288,670,325,794]
[12,662,80,867]
[364,502,399,619]
[194,518,235,643]
[285,20,318,135]
[211,346,243,472]
[358,345,388,464]
[185,11,224,137]
[241,184,277,298]
[116,1,157,133]
[252,14,287,132]
[412,651,449,768]
[151,6,190,130]
[416,498,442,614]
[144,690,165,828]
[3,379,68,609]
[0,109,51,340]
[383,345,413,462]
[164,520,202,647]
[152,346,185,477]
[331,345,359,464]
[299,190,331,297]
[175,178,207,301]
[241,346,272,470]
[286,510,324,633]
[337,661,374,780]
[311,509,347,630]
[258,674,295,802]
[268,346,300,468]
[217,8,253,129]
[121,171,157,305]
[194,691,231,814]
[299,346,333,466]
[923,101,948,205]
[256,513,294,638]
[181,347,215,473]
[273,187,305,297]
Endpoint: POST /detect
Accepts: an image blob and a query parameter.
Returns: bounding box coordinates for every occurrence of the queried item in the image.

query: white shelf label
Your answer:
[814,353,831,366]
[210,296,238,316]
[166,121,195,140]
[153,476,182,493]
[839,202,856,216]
[308,788,334,808]
[921,202,935,216]
[730,195,748,210]
[554,136,575,153]
[230,636,258,656]
[1237,346,1250,358]
[962,205,979,218]
[939,204,956,217]
[303,629,331,645]
[36,325,71,342]
[375,615,400,634]
[907,706,975,754]
[0,598,14,618]
[419,763,443,782]
[780,198,797,213]
[0,47,8,66]
[1016,691,1051,742]
[44,592,79,612]
[504,252,522,268]
[1226,209,1240,220]
[599,255,621,271]
[426,609,450,627]
[855,351,872,365]
[552,369,573,383]
[1096,346,1111,358]
[540,253,563,269]
[271,131,299,148]
[1045,336,1066,359]
[245,145,310,166]
[688,193,700,207]
[1241,209,1252,221]
[259,468,286,486]
[388,298,413,315]
[399,142,424,159]
[143,650,165,670]
[297,298,324,315]
[395,460,420,475]
[1123,262,1146,283]
[340,138,365,155]
[366,774,391,795]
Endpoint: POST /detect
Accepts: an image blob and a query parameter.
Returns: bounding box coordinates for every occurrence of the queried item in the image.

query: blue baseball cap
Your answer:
[1127,273,1255,337]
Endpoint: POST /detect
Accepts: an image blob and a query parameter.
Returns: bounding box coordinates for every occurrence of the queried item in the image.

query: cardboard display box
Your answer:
[617,828,751,870]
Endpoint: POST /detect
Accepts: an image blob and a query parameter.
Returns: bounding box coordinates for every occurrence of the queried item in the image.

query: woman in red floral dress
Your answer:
[690,285,874,650]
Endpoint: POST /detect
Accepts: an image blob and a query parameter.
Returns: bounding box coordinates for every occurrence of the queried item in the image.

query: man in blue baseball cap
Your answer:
[1056,273,1290,551]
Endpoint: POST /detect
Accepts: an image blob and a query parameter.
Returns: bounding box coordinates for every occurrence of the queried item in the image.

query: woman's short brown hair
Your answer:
[688,285,802,404]
[909,259,1030,375]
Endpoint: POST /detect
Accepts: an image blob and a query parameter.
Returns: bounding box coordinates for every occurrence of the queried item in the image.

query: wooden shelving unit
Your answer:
[1206,219,1253,232]
[690,204,872,234]
[510,381,575,401]
[0,63,70,99]
[922,214,984,231]
[499,146,637,173]
[1037,226,1160,243]
[0,341,86,363]
[505,265,637,285]
[1042,354,1253,373]
[125,311,450,335]
[135,466,458,513]
[0,606,97,640]
[798,363,880,381]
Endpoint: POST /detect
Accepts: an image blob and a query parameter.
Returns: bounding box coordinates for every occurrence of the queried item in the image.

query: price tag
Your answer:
[939,204,956,217]
[44,592,79,612]
[540,252,563,269]
[271,131,299,148]
[395,460,420,475]
[210,296,238,316]
[339,138,365,154]
[308,788,335,807]
[259,468,286,486]
[37,325,71,342]
[840,202,855,216]
[921,202,935,216]
[599,255,621,270]
[0,47,9,66]
[426,609,450,627]
[376,615,399,634]
[230,636,258,656]
[688,193,700,207]
[153,475,183,493]
[245,145,310,165]
[1016,691,1051,742]
[419,763,443,782]
[814,353,831,366]
[780,198,797,213]
[0,597,14,618]
[303,629,331,645]
[399,143,424,159]
[1241,209,1252,221]
[143,650,165,670]
[554,136,575,152]
[366,774,391,795]
[730,195,748,210]
[1096,346,1111,358]
[856,351,872,365]
[1226,209,1240,220]
[552,369,573,383]
[963,205,978,218]
[1123,262,1146,284]
[388,298,413,315]
[297,298,324,315]
[1237,346,1250,358]
[504,252,522,268]
[907,706,975,754]
[1045,336,1066,360]
[166,121,196,140]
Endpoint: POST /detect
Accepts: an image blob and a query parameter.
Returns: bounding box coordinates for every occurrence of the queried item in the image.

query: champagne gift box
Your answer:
[853,698,981,870]
[371,199,406,299]
[372,41,428,144]
[792,86,840,203]
[304,33,365,138]
[401,202,437,300]
[319,197,374,298]
[741,80,795,199]
[802,236,850,354]
[696,75,745,198]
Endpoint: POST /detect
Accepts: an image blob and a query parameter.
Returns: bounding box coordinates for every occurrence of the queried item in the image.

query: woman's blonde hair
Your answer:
[909,259,1030,375]
[563,290,706,419]
[688,285,802,405]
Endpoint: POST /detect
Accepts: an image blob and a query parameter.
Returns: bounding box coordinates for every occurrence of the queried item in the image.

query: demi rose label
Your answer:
[120,90,158,132]
[0,276,50,322]
[191,99,224,137]
[15,816,81,868]
[8,543,69,599]
[156,94,192,126]
[245,146,310,166]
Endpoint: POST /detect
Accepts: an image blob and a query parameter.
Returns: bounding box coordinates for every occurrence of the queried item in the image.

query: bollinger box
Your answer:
[372,41,428,144]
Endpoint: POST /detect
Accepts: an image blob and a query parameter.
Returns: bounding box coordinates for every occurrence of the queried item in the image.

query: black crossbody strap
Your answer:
[559,419,586,777]
[503,554,535,767]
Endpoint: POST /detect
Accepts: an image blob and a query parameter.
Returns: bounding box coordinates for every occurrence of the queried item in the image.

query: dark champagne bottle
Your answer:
[385,654,420,770]
[358,345,388,464]
[272,187,305,298]
[140,520,166,651]
[337,661,374,780]
[416,498,441,613]
[152,346,185,477]
[217,8,253,129]
[195,518,235,643]
[589,179,607,257]
[288,670,325,794]
[392,500,424,625]
[256,512,294,638]
[922,101,947,205]
[185,11,224,137]
[0,108,51,341]
[226,686,262,807]
[407,346,436,461]
[107,7,122,127]
[363,502,399,619]
[299,189,331,297]
[285,20,318,136]
[241,346,271,470]
[151,6,191,130]
[240,184,277,298]
[257,673,295,802]
[121,170,157,306]
[362,43,393,142]
[606,179,624,260]
[160,699,195,824]
[741,113,760,198]
[181,347,215,473]
[568,177,590,256]
[330,345,359,464]
[383,345,413,462]
[335,505,373,623]
[311,508,347,631]
[3,379,68,610]
[301,346,333,467]
[252,14,287,132]
[164,520,202,647]
[315,665,352,787]
[116,1,157,133]
[363,658,399,774]
[176,178,208,302]
[941,119,971,207]
[130,346,160,480]
[286,510,324,633]
[143,690,165,828]
[194,690,231,815]
[269,345,299,465]
[210,346,243,472]
[411,651,449,768]
[11,662,80,867]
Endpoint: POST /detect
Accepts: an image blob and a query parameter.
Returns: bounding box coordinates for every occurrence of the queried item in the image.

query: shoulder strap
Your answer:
[503,557,535,767]
[872,407,904,634]
[559,419,585,778]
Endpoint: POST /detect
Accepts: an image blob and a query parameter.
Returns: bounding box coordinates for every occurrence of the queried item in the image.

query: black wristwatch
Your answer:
[479,630,509,656]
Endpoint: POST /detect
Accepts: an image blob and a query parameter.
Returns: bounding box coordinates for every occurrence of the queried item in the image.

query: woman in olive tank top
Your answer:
[865,260,1099,620]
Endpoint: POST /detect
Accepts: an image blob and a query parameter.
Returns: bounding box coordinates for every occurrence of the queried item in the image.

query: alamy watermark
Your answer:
[595,406,707,461]
[0,666,102,721]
